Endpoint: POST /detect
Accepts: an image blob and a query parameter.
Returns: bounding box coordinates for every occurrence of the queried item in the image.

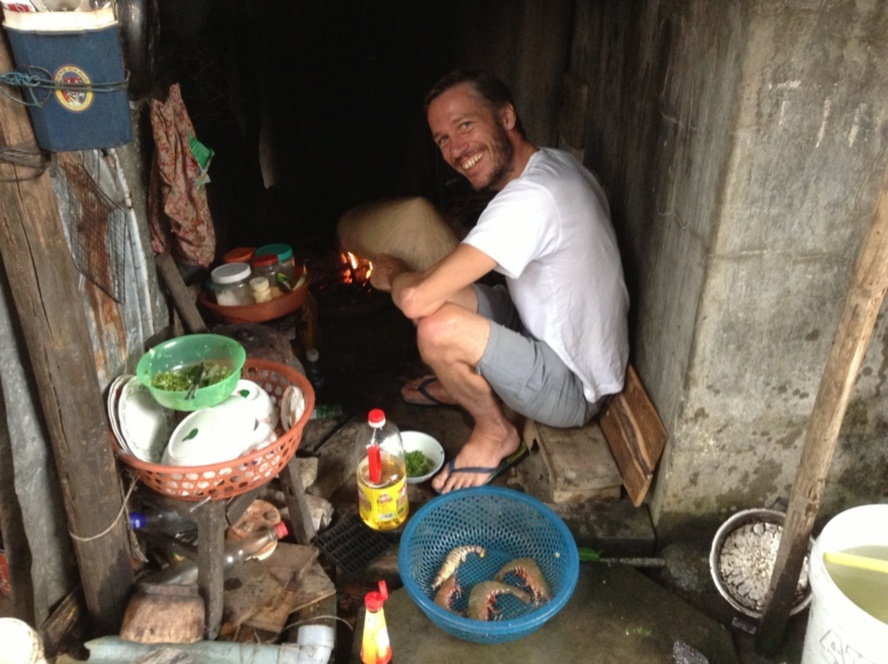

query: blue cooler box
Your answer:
[3,8,132,151]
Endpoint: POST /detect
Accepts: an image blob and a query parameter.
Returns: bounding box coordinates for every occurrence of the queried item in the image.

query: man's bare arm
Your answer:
[370,244,496,321]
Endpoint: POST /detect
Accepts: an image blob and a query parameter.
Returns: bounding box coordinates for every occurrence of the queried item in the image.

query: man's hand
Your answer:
[369,254,410,292]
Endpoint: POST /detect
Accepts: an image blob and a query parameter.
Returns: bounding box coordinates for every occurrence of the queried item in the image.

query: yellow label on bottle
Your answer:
[357,454,409,531]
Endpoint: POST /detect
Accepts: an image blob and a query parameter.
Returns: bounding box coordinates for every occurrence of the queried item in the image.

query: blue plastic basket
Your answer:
[398,486,579,644]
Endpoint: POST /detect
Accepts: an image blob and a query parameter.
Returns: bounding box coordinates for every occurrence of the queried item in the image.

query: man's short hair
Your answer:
[425,69,526,138]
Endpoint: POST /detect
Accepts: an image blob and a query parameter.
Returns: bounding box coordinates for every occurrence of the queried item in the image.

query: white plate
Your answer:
[106,373,132,452]
[117,376,174,463]
[279,385,306,431]
[402,430,445,484]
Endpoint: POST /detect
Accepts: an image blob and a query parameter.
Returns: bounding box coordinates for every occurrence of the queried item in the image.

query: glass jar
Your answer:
[249,277,273,303]
[210,262,253,306]
[255,243,298,290]
[250,254,283,299]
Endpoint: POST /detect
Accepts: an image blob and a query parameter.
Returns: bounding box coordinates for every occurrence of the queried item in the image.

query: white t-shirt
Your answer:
[462,148,629,402]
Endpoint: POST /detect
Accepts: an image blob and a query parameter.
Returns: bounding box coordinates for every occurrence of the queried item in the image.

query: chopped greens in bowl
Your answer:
[406,450,433,477]
[150,360,231,391]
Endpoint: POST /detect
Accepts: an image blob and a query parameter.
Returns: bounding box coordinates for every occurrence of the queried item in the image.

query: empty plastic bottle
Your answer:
[222,521,288,567]
[144,522,289,585]
[304,347,326,394]
[129,509,197,535]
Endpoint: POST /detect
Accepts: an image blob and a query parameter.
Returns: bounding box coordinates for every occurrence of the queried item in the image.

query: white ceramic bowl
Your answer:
[163,400,268,467]
[402,430,445,485]
[228,379,278,430]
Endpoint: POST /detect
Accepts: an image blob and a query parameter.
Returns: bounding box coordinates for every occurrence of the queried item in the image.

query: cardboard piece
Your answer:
[222,543,322,635]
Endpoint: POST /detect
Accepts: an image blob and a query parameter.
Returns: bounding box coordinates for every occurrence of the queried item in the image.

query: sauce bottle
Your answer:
[356,409,408,531]
[360,580,392,664]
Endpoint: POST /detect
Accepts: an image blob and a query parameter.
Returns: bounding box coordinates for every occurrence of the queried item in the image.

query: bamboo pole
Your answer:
[755,164,888,654]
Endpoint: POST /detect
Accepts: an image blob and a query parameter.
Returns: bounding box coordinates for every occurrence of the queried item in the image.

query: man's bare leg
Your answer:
[416,304,521,493]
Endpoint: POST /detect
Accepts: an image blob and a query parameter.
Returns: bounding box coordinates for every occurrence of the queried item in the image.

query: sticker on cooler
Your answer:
[54,65,93,112]
[2,3,39,11]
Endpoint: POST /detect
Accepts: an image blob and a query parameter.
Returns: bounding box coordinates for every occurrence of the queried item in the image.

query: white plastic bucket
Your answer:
[0,618,47,664]
[801,504,888,664]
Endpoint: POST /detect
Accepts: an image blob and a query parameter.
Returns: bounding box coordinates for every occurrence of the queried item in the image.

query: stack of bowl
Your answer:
[161,380,279,466]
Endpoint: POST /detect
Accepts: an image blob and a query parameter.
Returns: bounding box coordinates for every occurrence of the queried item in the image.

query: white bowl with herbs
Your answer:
[401,431,445,484]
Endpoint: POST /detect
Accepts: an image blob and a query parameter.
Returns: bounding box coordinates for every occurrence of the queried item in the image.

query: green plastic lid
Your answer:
[255,243,294,263]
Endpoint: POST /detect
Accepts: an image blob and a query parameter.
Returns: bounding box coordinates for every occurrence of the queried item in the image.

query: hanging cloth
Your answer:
[147,83,216,267]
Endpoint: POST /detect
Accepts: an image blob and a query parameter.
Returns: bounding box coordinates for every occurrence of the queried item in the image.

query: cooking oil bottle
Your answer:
[356,408,408,531]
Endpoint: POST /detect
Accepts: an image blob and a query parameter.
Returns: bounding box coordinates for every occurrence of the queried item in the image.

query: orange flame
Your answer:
[340,251,373,284]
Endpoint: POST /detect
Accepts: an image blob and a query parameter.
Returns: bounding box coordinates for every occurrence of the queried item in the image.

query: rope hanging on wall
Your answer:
[0,67,128,108]
[0,143,47,181]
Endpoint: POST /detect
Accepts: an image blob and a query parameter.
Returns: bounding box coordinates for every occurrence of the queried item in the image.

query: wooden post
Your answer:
[0,31,134,633]
[196,500,226,640]
[755,164,888,653]
[155,252,208,334]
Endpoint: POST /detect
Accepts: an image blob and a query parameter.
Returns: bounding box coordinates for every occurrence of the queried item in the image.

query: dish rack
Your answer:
[113,359,315,501]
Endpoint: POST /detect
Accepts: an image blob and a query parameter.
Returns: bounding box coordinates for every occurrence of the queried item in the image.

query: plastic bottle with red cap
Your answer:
[143,521,289,585]
[355,409,408,531]
[222,521,288,567]
[361,580,392,664]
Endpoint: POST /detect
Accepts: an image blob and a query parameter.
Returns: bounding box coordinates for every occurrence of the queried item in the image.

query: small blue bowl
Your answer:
[398,486,579,644]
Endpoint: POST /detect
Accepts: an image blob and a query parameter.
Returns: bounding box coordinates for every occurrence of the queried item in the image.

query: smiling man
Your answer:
[370,69,629,494]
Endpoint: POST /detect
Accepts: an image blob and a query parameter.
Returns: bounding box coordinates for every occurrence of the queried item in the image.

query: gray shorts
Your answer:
[474,284,600,427]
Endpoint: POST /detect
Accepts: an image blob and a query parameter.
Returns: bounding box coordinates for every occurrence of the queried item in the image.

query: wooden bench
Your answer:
[520,365,667,507]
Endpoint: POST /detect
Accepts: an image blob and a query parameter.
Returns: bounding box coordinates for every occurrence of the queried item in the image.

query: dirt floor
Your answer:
[1,282,810,662]
[303,293,810,664]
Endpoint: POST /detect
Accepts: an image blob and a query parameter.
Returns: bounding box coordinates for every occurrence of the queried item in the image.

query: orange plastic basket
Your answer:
[114,359,315,501]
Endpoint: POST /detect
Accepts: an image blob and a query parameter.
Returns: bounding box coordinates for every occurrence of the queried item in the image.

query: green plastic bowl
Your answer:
[136,334,246,412]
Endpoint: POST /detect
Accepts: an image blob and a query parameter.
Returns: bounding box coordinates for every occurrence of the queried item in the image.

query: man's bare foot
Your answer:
[401,375,458,406]
[432,425,521,493]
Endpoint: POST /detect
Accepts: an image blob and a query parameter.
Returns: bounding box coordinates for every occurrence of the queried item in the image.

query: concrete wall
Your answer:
[122,0,887,541]
[575,0,888,538]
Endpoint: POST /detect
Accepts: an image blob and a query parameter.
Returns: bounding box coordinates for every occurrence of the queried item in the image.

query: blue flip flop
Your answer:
[435,441,530,493]
[402,376,451,407]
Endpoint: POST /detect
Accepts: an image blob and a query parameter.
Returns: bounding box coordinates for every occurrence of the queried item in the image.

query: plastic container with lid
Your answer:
[223,247,256,264]
[210,262,253,306]
[255,243,298,290]
[250,254,283,299]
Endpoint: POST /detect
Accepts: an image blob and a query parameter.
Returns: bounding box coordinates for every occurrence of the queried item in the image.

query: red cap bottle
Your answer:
[361,581,391,664]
